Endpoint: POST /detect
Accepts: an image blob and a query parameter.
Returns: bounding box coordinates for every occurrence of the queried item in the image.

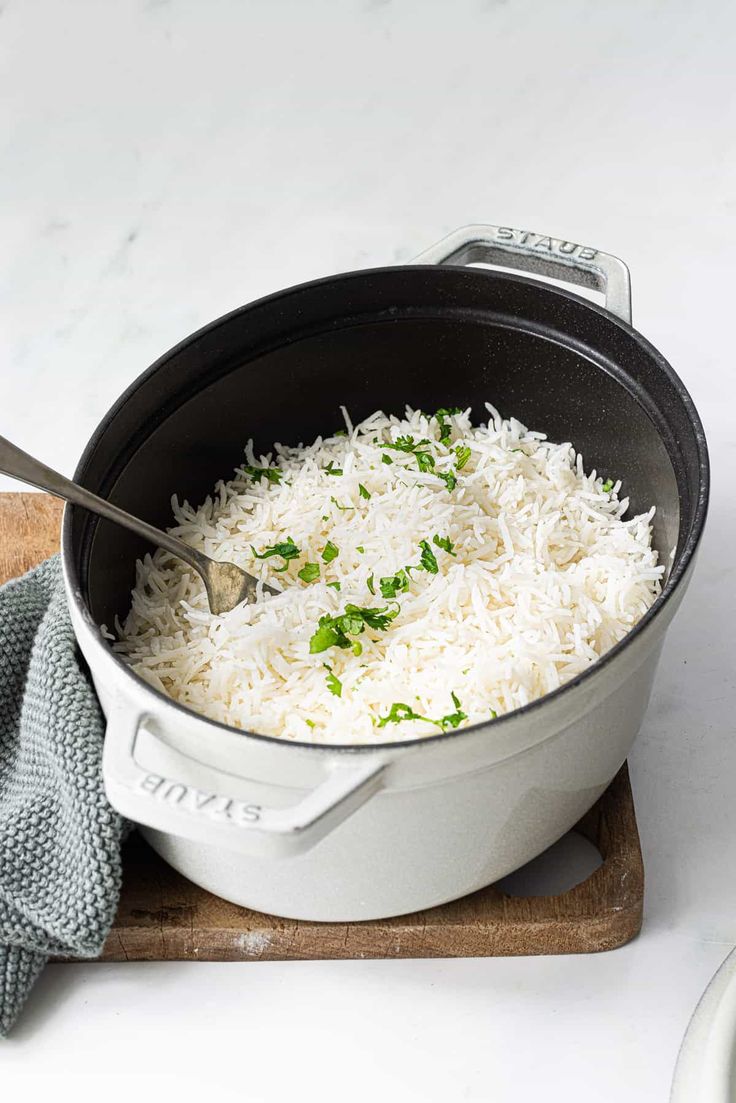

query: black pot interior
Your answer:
[67,267,706,631]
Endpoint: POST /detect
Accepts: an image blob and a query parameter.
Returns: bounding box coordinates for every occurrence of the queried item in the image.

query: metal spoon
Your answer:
[0,434,278,614]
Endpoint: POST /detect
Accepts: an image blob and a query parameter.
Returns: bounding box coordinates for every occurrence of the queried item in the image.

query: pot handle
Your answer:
[412,223,632,324]
[102,707,388,857]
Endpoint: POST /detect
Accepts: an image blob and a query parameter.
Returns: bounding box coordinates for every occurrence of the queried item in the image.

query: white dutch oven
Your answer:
[61,226,709,921]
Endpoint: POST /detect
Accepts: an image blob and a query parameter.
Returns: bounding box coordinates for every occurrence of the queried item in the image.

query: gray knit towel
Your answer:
[0,555,125,1036]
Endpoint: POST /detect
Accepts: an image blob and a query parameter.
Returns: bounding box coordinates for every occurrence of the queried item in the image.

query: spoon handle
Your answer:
[0,433,209,575]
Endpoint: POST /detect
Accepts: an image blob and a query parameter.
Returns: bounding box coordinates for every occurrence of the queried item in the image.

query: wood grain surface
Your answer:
[1,492,645,959]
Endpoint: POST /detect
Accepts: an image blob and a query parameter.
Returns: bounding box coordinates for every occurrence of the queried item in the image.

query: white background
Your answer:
[1,1,735,1099]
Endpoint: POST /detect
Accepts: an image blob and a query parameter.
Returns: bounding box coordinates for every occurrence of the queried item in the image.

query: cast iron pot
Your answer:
[62,224,709,921]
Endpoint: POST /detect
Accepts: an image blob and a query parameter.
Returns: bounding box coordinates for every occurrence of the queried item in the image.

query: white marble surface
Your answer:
[2,0,735,1098]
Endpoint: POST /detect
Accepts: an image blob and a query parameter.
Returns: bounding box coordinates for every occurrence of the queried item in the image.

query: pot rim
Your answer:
[62,264,711,755]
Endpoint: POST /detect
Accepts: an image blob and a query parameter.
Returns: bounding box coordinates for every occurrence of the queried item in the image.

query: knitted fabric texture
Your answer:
[0,555,125,1036]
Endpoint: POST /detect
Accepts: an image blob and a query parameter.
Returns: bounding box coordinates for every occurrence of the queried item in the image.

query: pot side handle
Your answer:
[102,708,388,857]
[412,223,632,324]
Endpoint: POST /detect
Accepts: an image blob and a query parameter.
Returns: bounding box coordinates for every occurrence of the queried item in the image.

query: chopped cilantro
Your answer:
[379,568,411,599]
[392,434,428,452]
[418,540,439,574]
[324,461,343,476]
[602,478,614,493]
[330,496,354,511]
[489,709,498,719]
[309,620,344,653]
[438,470,457,491]
[382,435,434,472]
[454,445,471,470]
[251,538,300,572]
[360,604,399,630]
[334,429,347,437]
[305,718,316,729]
[242,464,282,485]
[297,562,320,583]
[434,407,462,444]
[324,665,342,697]
[382,453,393,465]
[377,702,430,728]
[359,483,371,500]
[327,581,341,591]
[433,534,455,555]
[366,574,376,595]
[437,691,467,732]
[356,545,365,553]
[377,692,467,732]
[309,603,399,654]
[321,541,339,563]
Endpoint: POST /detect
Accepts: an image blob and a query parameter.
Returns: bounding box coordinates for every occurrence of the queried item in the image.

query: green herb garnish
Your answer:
[359,483,371,500]
[379,568,411,599]
[310,620,346,654]
[433,534,455,555]
[437,691,468,731]
[454,445,471,470]
[309,604,399,654]
[327,581,341,591]
[367,574,376,595]
[330,496,354,511]
[386,434,428,452]
[602,479,614,493]
[297,562,320,583]
[377,702,429,728]
[434,407,462,444]
[356,545,365,553]
[438,470,457,491]
[334,429,347,437]
[242,464,282,485]
[382,453,393,465]
[305,718,316,729]
[321,541,339,563]
[324,461,343,476]
[251,538,301,572]
[378,692,467,732]
[418,540,439,574]
[324,665,342,697]
[382,435,435,473]
[360,605,400,630]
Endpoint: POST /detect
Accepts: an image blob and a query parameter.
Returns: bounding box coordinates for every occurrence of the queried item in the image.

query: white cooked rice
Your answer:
[112,403,664,744]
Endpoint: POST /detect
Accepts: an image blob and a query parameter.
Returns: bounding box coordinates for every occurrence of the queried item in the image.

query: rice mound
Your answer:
[112,403,663,744]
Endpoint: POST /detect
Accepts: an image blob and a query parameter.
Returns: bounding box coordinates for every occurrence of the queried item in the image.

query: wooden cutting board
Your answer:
[1,492,645,959]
